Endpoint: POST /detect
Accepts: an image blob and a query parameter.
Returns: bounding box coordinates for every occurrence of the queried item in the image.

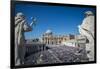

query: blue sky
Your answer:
[15,3,95,39]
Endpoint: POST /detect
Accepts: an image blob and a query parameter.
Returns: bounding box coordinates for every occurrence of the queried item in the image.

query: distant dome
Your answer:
[45,29,52,34]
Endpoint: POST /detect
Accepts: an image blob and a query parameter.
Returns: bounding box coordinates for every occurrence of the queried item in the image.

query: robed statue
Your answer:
[78,11,94,61]
[15,12,37,65]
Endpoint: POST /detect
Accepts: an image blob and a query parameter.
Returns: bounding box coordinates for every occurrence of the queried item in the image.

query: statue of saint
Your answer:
[15,12,36,65]
[78,11,94,61]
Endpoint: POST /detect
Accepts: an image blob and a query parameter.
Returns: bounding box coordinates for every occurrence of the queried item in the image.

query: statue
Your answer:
[78,11,94,61]
[15,12,37,65]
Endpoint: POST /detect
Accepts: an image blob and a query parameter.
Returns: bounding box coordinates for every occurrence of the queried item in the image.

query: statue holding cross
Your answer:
[15,12,37,65]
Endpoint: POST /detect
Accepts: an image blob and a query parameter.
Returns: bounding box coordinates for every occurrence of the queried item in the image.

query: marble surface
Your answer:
[78,11,95,61]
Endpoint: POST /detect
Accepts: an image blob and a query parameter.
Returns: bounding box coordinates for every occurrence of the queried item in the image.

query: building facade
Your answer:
[42,29,75,45]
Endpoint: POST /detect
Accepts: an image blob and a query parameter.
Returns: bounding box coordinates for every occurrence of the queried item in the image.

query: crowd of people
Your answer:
[24,45,88,65]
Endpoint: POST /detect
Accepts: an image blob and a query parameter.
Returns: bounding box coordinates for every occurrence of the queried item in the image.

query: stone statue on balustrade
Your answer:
[15,12,37,65]
[78,11,95,61]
